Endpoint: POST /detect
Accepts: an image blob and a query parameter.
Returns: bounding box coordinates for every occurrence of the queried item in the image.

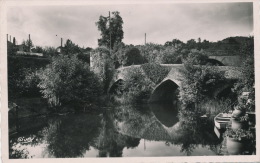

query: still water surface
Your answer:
[9,103,221,158]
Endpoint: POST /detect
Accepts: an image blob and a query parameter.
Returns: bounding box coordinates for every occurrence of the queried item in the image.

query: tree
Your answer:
[179,63,225,109]
[91,46,115,92]
[164,39,183,48]
[96,11,124,50]
[7,41,18,56]
[161,46,182,64]
[22,39,34,52]
[121,68,155,104]
[111,42,127,68]
[38,55,103,110]
[62,39,82,55]
[32,46,44,53]
[186,39,197,49]
[137,43,164,63]
[77,47,92,64]
[181,49,209,65]
[124,47,144,66]
[233,36,255,111]
[43,46,58,57]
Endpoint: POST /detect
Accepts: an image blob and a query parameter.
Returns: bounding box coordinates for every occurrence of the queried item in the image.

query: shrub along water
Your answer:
[8,56,50,99]
[38,55,103,111]
[179,63,226,110]
[120,68,155,104]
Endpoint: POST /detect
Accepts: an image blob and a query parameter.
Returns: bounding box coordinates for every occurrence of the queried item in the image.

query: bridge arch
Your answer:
[149,79,179,104]
[108,79,124,95]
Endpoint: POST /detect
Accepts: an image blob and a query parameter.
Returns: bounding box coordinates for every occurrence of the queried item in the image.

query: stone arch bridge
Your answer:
[108,64,242,103]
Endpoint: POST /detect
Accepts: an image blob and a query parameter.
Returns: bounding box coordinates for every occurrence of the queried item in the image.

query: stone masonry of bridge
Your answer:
[110,64,242,90]
[109,55,242,90]
[108,64,242,102]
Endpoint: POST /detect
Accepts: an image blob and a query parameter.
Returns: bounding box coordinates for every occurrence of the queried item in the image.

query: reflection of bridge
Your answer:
[109,63,242,103]
[113,104,220,147]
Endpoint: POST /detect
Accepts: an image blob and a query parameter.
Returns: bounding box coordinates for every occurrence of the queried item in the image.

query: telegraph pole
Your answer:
[109,11,112,56]
[28,34,31,52]
[145,33,146,45]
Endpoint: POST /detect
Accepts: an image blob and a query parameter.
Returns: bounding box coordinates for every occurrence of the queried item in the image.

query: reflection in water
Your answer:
[149,103,179,127]
[9,103,222,158]
[173,109,221,155]
[93,112,140,157]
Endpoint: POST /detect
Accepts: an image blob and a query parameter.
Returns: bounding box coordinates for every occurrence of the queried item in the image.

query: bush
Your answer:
[8,56,50,99]
[38,55,103,109]
[199,99,232,116]
[124,48,144,66]
[161,46,182,64]
[137,43,164,63]
[179,63,225,108]
[91,46,115,92]
[181,49,209,65]
[141,63,170,84]
[121,68,155,104]
[233,55,255,112]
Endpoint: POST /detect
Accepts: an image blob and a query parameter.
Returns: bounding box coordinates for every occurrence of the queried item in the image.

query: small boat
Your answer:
[214,126,222,139]
[214,112,232,130]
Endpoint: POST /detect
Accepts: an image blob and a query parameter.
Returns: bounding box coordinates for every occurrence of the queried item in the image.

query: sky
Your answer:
[7,2,253,48]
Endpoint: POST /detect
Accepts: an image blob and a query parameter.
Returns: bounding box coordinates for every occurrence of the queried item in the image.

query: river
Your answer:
[9,102,226,158]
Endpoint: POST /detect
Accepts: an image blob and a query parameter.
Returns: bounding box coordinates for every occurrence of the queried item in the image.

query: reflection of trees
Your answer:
[93,111,140,157]
[42,114,102,158]
[169,109,221,156]
[9,117,47,159]
[113,105,222,156]
[9,104,223,158]
[10,112,140,158]
[113,105,173,141]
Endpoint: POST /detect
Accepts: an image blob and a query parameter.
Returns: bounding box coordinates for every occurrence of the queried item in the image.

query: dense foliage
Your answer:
[96,11,124,49]
[91,46,115,92]
[62,39,82,55]
[124,47,144,66]
[21,38,34,52]
[38,55,103,109]
[181,49,209,65]
[8,56,50,99]
[7,41,18,56]
[137,43,181,64]
[141,63,170,84]
[233,36,254,111]
[179,63,225,108]
[121,68,155,104]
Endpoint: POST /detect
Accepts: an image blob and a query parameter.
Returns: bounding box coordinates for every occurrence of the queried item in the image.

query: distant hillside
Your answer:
[205,36,253,56]
[164,36,253,56]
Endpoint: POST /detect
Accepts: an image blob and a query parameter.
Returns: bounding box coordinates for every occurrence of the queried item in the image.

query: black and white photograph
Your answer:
[1,0,259,162]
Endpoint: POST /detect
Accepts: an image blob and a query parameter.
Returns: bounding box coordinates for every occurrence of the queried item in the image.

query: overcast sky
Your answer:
[7,2,253,48]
